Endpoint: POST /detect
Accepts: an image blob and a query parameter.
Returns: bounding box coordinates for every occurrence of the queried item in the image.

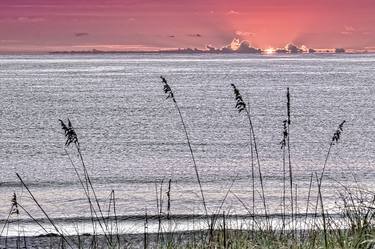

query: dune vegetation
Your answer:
[2,76,375,249]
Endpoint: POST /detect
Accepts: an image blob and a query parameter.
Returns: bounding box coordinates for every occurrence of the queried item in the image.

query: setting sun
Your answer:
[265,48,276,54]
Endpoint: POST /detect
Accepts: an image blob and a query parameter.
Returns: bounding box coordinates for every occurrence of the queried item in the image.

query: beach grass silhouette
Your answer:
[2,76,375,249]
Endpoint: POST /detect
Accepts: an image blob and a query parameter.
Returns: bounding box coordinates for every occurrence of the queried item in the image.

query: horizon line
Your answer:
[1,47,374,55]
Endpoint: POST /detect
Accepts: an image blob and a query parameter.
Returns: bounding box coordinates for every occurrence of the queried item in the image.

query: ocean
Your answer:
[0,53,374,235]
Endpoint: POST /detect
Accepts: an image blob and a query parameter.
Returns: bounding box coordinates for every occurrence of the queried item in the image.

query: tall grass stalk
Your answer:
[304,173,314,230]
[59,119,107,226]
[210,175,238,239]
[155,181,162,245]
[160,76,208,217]
[223,211,227,248]
[15,173,73,249]
[0,193,19,236]
[112,190,120,247]
[59,119,113,245]
[316,173,328,249]
[314,120,346,216]
[286,88,294,230]
[280,120,288,232]
[231,84,268,223]
[144,210,148,249]
[17,202,50,234]
[64,148,100,238]
[248,103,256,231]
[107,190,120,246]
[319,120,346,185]
[295,183,298,233]
[167,179,172,220]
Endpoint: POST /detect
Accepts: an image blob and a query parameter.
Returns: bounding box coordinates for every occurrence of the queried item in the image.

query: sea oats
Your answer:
[160,76,208,218]
[231,84,246,113]
[161,76,176,102]
[332,120,346,145]
[59,119,79,147]
[280,120,288,149]
[11,193,19,215]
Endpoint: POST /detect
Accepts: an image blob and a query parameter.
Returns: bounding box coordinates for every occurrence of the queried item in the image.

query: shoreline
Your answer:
[0,226,356,249]
[1,211,345,241]
[0,51,374,56]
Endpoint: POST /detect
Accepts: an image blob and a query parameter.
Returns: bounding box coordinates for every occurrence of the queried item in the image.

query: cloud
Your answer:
[285,43,301,53]
[235,31,255,37]
[75,32,89,37]
[341,25,355,35]
[236,40,257,52]
[226,10,240,15]
[344,26,355,32]
[224,38,240,50]
[188,33,202,38]
[71,44,167,51]
[335,48,346,53]
[172,38,260,54]
[0,16,45,23]
[221,38,261,53]
[0,40,22,44]
[16,16,45,23]
[300,45,309,52]
[206,44,216,51]
[281,43,317,53]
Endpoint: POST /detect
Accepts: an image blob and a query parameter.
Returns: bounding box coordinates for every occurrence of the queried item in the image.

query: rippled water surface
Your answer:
[0,53,374,226]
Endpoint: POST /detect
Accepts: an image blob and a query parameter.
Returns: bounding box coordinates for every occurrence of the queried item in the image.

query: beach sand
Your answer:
[0,230,211,249]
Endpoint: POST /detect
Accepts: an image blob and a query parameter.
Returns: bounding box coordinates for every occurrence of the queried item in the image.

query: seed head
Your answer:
[11,193,19,215]
[332,120,346,145]
[231,84,246,113]
[280,120,288,149]
[59,119,79,147]
[160,76,175,102]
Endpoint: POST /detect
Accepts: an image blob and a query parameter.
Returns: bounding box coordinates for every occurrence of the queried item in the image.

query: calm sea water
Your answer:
[0,53,374,233]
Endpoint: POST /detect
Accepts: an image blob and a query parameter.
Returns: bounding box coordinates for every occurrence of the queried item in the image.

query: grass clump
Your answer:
[2,76,374,249]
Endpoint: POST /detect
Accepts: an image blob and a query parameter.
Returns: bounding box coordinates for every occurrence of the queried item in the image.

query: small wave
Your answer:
[0,212,342,225]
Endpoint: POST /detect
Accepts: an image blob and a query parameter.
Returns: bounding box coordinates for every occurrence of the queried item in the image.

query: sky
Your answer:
[0,0,374,52]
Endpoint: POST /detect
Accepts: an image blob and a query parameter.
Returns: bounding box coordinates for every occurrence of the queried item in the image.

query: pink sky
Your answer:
[0,0,374,52]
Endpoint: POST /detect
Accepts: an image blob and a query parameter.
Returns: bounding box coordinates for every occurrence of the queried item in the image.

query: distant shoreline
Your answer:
[48,50,369,55]
[0,50,373,56]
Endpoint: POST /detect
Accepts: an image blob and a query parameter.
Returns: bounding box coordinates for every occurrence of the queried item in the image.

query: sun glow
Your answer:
[265,48,275,54]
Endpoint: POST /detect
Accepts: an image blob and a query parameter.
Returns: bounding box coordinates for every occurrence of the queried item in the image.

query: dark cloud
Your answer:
[335,48,346,53]
[236,40,259,53]
[75,32,89,37]
[308,48,316,53]
[188,33,202,38]
[285,43,301,53]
